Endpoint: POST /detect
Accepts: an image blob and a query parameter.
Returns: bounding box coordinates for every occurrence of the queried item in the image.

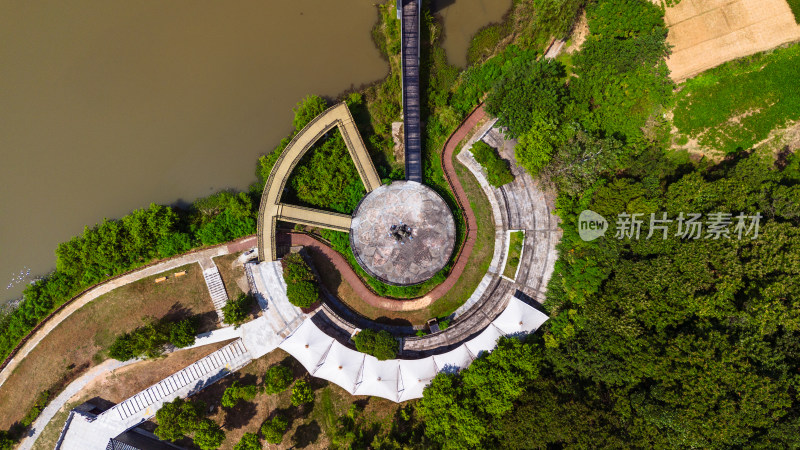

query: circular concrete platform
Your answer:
[349,181,456,286]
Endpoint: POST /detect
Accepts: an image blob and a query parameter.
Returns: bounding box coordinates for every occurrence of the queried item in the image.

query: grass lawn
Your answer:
[503,231,525,279]
[0,263,216,430]
[187,350,405,449]
[31,343,228,450]
[673,43,800,154]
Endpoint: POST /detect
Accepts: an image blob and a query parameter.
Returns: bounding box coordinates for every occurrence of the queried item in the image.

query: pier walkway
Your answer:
[400,0,422,182]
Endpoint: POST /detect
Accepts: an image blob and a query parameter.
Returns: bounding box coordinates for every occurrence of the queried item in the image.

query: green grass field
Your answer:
[673,43,800,153]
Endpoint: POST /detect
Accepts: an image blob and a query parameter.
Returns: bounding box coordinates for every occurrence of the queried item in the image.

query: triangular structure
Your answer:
[464,323,505,358]
[313,341,365,394]
[354,356,401,401]
[398,357,437,402]
[491,297,549,336]
[432,344,474,374]
[278,320,334,374]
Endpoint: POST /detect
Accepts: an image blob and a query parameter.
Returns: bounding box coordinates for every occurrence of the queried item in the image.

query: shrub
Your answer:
[282,253,319,308]
[233,432,261,450]
[353,329,398,360]
[261,415,289,444]
[471,141,515,187]
[264,365,293,394]
[221,381,258,408]
[290,380,314,406]
[222,293,254,327]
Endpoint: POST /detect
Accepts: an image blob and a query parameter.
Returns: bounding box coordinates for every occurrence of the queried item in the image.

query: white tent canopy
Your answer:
[355,357,401,401]
[492,297,549,336]
[464,323,505,358]
[314,341,365,394]
[278,295,550,403]
[432,344,475,373]
[278,320,334,374]
[398,357,437,402]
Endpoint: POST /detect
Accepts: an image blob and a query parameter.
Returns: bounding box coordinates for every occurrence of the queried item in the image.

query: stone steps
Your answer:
[203,267,229,322]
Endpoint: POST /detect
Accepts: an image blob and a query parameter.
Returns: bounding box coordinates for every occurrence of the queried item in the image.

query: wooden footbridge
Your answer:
[400,0,422,182]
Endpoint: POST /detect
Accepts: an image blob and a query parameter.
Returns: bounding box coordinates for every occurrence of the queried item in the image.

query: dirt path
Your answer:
[287,104,487,312]
[0,236,257,388]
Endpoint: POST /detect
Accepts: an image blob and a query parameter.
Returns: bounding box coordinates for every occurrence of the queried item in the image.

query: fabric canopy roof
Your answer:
[464,323,505,358]
[398,357,437,402]
[432,344,474,373]
[492,297,549,336]
[278,320,334,374]
[314,340,365,394]
[354,357,401,401]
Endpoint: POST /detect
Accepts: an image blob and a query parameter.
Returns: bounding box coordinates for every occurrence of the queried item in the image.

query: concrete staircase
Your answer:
[101,339,250,425]
[203,267,229,322]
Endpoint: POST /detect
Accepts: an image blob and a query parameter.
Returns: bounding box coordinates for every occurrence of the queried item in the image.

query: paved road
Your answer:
[0,236,257,388]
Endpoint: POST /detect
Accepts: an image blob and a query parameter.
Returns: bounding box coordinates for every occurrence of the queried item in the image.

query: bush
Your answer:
[261,415,289,444]
[222,293,254,327]
[108,316,198,361]
[290,380,315,406]
[471,141,515,187]
[282,253,319,308]
[264,365,293,394]
[220,381,258,408]
[169,318,197,348]
[233,432,261,450]
[353,329,398,360]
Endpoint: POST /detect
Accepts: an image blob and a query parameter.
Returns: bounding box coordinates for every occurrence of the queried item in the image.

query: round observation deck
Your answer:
[349,181,456,286]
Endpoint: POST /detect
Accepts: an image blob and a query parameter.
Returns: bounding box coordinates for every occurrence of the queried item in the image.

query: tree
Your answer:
[154,398,204,442]
[292,95,328,131]
[222,293,254,327]
[233,432,261,450]
[194,419,225,450]
[290,380,314,406]
[261,415,289,444]
[169,318,197,348]
[485,58,568,138]
[264,365,293,394]
[0,430,15,450]
[221,381,257,408]
[285,281,319,309]
[353,329,398,360]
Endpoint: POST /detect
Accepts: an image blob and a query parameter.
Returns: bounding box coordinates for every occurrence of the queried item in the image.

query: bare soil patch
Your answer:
[664,0,800,81]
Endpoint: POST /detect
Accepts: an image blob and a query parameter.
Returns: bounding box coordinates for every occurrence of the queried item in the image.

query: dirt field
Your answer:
[663,0,800,81]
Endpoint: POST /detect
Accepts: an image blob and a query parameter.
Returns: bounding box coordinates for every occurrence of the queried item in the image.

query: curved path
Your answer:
[0,235,257,388]
[280,104,488,312]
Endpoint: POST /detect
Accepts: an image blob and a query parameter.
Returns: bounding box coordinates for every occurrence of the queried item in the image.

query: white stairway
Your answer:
[203,267,229,322]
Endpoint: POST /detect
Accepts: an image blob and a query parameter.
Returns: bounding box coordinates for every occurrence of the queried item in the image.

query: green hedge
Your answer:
[471,141,515,187]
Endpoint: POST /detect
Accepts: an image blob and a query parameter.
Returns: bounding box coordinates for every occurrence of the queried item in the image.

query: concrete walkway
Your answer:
[0,236,256,389]
[258,102,381,261]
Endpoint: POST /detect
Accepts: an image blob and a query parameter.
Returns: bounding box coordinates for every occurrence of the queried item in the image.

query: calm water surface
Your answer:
[435,0,512,67]
[0,0,510,304]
